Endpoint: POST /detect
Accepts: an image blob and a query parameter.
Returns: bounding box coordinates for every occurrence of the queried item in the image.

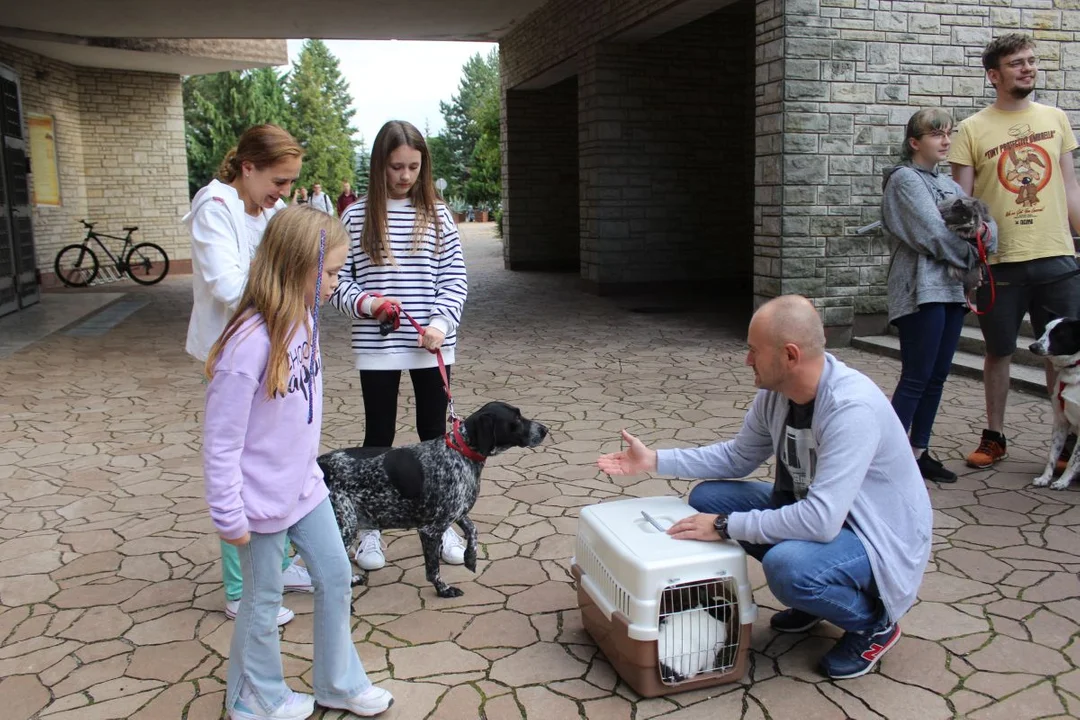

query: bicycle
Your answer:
[54,220,170,287]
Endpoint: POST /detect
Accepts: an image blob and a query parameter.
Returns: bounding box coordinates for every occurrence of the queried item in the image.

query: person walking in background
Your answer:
[309,183,335,215]
[328,119,469,574]
[292,186,309,205]
[204,206,393,720]
[883,108,998,483]
[949,33,1080,470]
[338,180,358,216]
[184,123,313,627]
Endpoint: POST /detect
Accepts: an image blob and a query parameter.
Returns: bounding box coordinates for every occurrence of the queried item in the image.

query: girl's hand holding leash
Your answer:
[420,326,445,351]
[222,532,251,546]
[371,296,401,319]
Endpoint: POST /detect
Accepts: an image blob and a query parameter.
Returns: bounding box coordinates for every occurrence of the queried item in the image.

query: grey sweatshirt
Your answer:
[657,354,933,623]
[882,162,998,322]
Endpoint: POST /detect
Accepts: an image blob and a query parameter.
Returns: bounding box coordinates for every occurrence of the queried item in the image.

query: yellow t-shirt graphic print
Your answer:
[949,103,1079,265]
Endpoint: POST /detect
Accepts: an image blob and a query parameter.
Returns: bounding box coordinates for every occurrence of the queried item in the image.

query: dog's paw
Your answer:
[1033,473,1053,487]
[1050,477,1072,491]
[350,571,368,587]
[437,585,464,598]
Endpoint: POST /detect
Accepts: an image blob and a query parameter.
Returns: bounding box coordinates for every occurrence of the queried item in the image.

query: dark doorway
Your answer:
[0,65,40,318]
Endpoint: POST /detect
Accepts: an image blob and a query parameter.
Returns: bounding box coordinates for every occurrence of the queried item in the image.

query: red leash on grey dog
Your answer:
[968,221,995,316]
[370,296,485,463]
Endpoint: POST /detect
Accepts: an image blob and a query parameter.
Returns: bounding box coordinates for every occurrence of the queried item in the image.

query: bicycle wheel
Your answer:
[125,242,169,285]
[54,244,99,287]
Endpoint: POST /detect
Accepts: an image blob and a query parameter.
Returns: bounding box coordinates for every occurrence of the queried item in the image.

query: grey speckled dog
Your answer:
[318,402,548,598]
[938,195,992,293]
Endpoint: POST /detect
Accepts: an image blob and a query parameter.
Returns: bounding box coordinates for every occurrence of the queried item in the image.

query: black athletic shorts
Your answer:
[976,255,1080,357]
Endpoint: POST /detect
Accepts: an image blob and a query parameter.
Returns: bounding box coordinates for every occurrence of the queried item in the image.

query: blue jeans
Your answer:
[891,302,966,449]
[227,498,371,714]
[689,480,882,632]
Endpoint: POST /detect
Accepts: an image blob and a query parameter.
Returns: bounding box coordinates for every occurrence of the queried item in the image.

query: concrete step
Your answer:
[963,311,1035,339]
[851,334,1046,396]
[955,326,1042,369]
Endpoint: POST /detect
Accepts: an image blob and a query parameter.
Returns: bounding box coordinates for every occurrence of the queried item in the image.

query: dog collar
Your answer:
[446,418,486,463]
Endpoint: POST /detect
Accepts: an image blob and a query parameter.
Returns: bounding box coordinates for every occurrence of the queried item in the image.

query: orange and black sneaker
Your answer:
[966,430,1007,468]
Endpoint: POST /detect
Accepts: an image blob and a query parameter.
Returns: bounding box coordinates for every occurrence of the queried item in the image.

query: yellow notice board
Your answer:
[27,114,61,207]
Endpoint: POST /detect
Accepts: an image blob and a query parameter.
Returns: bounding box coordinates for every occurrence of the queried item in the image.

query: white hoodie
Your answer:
[183,179,286,361]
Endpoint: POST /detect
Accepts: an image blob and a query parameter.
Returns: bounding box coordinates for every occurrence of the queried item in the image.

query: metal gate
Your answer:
[0,65,40,319]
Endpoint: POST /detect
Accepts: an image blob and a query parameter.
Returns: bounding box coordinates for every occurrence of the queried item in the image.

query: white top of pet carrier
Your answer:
[574,496,757,640]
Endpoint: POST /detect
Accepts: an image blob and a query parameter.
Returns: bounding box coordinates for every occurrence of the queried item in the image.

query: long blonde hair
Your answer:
[205,205,349,398]
[362,120,443,265]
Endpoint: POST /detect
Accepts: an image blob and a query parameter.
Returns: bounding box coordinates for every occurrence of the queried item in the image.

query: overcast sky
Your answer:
[286,39,497,149]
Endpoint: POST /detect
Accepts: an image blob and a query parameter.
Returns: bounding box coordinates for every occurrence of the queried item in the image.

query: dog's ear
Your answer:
[465,412,498,456]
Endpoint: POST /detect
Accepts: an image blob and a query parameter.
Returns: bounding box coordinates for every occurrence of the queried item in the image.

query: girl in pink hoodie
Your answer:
[203,205,393,720]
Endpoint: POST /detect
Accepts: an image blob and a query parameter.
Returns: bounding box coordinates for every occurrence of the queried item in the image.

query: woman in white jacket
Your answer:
[185,124,312,626]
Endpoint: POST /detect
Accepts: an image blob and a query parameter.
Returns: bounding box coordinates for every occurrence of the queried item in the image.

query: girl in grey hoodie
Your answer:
[883,109,998,482]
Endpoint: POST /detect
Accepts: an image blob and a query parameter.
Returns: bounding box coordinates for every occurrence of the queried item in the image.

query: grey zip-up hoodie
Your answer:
[882,162,998,322]
[657,354,933,624]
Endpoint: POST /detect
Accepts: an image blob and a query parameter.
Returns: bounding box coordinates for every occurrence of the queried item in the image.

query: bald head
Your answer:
[753,295,826,357]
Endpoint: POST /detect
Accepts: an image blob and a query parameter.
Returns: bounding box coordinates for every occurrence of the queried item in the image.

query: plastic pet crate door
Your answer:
[657,577,740,684]
[0,65,39,317]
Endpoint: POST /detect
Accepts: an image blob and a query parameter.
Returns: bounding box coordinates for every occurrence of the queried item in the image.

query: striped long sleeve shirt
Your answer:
[329,197,468,370]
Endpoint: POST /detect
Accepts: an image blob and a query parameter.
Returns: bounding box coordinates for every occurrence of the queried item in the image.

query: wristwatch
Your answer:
[713,514,729,540]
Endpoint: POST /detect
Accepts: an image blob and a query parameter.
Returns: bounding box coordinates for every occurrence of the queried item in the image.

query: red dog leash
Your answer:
[968,221,995,316]
[360,294,484,462]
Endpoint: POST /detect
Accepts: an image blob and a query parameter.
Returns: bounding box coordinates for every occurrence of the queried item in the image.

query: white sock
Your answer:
[912,447,925,458]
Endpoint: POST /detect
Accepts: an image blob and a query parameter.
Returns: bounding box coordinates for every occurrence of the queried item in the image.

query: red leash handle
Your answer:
[968,221,995,316]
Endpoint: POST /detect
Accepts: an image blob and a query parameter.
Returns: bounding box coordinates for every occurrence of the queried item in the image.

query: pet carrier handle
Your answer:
[641,511,668,532]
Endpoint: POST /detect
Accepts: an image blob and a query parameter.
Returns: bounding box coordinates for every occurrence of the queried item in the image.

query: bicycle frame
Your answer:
[79,228,135,269]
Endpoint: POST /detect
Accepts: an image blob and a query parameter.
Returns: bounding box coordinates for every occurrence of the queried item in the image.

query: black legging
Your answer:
[359,366,451,447]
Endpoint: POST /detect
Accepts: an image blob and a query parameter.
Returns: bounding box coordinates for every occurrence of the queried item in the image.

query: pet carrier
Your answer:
[571,496,756,697]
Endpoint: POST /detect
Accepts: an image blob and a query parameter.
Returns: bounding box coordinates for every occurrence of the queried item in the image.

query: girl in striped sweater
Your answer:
[328,120,469,572]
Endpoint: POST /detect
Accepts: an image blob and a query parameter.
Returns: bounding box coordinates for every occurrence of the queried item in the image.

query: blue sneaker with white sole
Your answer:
[820,618,901,680]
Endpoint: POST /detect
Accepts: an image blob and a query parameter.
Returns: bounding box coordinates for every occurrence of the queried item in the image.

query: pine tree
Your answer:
[354,139,371,195]
[438,48,500,201]
[286,40,358,193]
[182,68,290,197]
[427,134,457,199]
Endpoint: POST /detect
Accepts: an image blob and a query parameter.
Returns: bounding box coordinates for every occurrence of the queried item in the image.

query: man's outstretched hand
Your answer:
[597,429,658,476]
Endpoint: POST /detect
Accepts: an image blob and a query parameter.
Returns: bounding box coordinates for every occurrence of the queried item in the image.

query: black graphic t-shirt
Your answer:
[772,399,817,508]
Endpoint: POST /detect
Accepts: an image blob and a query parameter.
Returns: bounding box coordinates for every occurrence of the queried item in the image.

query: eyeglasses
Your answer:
[1003,57,1038,70]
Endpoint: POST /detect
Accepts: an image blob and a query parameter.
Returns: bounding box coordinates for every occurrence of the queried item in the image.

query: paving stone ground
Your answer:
[1,223,1078,719]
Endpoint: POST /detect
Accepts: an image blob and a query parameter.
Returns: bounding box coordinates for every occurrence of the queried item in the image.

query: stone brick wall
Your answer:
[0,42,190,283]
[502,78,579,271]
[1,42,91,269]
[577,5,756,293]
[503,0,1080,336]
[75,68,189,270]
[502,1,756,295]
[770,0,1080,340]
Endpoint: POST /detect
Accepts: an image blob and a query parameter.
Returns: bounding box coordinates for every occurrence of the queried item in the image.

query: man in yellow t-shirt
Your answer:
[949,33,1080,470]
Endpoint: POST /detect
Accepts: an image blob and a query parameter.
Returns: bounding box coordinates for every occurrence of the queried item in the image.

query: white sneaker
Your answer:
[225,599,295,627]
[321,686,393,717]
[440,526,466,565]
[282,560,314,593]
[354,530,386,571]
[230,690,314,720]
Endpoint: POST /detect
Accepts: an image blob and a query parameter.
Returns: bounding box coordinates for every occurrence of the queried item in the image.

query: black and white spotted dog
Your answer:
[317,402,548,598]
[1029,317,1080,490]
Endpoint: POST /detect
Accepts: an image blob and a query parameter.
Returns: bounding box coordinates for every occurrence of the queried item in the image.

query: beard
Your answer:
[1008,84,1035,100]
